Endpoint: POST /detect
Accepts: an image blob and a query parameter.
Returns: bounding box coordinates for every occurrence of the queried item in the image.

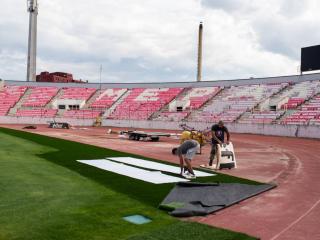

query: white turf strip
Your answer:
[77,160,189,184]
[107,157,214,177]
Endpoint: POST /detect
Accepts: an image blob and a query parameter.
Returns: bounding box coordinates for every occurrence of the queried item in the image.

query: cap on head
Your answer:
[218,120,224,126]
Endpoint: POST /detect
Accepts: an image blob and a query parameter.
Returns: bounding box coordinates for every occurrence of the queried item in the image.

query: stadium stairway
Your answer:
[45,88,64,108]
[277,109,296,123]
[236,83,289,123]
[180,87,222,121]
[103,89,131,118]
[82,89,101,109]
[186,86,227,122]
[275,83,320,124]
[149,87,190,120]
[279,92,320,124]
[56,108,66,117]
[8,88,32,115]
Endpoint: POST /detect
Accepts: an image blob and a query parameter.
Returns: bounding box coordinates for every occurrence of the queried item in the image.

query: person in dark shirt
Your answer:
[209,120,230,166]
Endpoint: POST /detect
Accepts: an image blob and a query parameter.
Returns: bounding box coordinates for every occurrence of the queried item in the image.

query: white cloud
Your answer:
[0,0,318,82]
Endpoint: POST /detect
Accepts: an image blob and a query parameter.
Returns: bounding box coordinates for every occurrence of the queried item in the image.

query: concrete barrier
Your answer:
[0,116,94,126]
[1,117,319,139]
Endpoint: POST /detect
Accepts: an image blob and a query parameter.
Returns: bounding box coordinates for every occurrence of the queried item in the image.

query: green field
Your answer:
[0,127,258,240]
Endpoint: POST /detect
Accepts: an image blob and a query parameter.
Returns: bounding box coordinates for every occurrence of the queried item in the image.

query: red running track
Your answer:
[1,124,319,240]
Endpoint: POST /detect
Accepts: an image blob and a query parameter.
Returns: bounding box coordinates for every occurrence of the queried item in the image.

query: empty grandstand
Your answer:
[108,88,183,120]
[22,86,59,107]
[0,73,320,138]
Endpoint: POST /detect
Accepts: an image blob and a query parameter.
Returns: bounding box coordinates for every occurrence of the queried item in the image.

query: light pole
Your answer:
[26,0,38,81]
[99,64,102,91]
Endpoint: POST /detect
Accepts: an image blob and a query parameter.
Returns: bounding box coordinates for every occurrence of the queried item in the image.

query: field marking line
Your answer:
[269,198,320,240]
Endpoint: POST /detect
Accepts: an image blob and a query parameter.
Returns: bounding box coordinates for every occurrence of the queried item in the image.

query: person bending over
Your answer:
[172,139,200,179]
[209,120,230,167]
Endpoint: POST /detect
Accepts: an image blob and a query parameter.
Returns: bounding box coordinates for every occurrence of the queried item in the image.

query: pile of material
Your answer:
[160,182,275,217]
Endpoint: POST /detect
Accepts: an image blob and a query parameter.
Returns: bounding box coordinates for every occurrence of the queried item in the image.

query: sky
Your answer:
[0,0,319,83]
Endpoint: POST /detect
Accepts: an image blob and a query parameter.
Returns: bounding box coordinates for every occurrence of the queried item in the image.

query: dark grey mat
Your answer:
[159,182,275,217]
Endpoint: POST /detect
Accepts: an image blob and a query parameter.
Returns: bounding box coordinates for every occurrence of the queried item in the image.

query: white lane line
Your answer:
[269,198,320,240]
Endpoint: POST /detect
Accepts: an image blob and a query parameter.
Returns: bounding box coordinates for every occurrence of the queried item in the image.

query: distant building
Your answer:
[36,72,87,83]
[0,79,4,90]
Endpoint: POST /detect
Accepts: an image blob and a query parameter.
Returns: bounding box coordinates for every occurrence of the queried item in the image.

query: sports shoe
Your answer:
[185,172,196,179]
[181,172,189,178]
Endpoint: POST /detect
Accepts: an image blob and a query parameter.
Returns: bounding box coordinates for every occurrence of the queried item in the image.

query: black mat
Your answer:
[23,125,37,129]
[159,182,275,217]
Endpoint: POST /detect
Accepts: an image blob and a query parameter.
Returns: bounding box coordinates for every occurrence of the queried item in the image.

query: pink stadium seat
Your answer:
[282,95,320,125]
[90,88,127,109]
[154,87,220,121]
[156,111,189,121]
[22,87,59,107]
[59,87,96,101]
[0,86,27,116]
[108,88,183,120]
[191,83,287,123]
[63,110,102,119]
[16,109,57,118]
[238,111,284,124]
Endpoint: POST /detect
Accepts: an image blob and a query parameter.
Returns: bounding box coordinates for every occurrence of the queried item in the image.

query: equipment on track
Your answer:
[93,116,102,127]
[48,121,70,129]
[119,130,171,142]
[201,142,237,170]
[179,123,210,154]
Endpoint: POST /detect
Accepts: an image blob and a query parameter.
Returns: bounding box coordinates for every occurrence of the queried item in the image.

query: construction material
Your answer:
[108,157,214,177]
[118,130,171,142]
[77,159,189,184]
[160,182,275,217]
[201,142,237,170]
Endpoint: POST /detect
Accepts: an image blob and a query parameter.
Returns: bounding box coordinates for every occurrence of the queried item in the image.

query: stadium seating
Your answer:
[0,86,27,116]
[22,86,59,107]
[0,80,319,127]
[16,109,57,117]
[154,87,220,121]
[59,87,96,101]
[108,88,183,120]
[282,95,320,125]
[90,88,127,108]
[63,110,102,119]
[279,81,320,110]
[238,111,284,124]
[155,111,189,121]
[179,87,220,109]
[191,83,287,123]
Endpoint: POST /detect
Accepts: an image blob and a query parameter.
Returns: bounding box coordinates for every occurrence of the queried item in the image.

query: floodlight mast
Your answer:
[196,22,203,82]
[26,0,38,81]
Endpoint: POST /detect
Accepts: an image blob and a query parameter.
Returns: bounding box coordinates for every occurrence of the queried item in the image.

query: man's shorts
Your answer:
[185,144,200,160]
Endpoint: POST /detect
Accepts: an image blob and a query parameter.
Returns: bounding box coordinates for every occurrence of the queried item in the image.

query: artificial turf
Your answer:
[0,127,258,240]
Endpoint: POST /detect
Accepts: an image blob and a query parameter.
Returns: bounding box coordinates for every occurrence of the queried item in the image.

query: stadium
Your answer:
[1,1,320,240]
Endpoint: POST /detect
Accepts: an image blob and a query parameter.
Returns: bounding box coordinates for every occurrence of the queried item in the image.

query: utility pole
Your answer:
[99,64,102,90]
[26,0,38,81]
[196,22,203,82]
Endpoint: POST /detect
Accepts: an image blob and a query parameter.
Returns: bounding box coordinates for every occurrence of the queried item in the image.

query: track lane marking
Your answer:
[269,198,320,240]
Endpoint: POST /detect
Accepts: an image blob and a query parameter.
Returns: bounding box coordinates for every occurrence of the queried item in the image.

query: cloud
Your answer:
[0,0,318,82]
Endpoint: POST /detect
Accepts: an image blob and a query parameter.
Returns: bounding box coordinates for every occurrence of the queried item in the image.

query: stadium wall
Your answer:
[102,119,320,139]
[1,116,319,139]
[0,116,93,126]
